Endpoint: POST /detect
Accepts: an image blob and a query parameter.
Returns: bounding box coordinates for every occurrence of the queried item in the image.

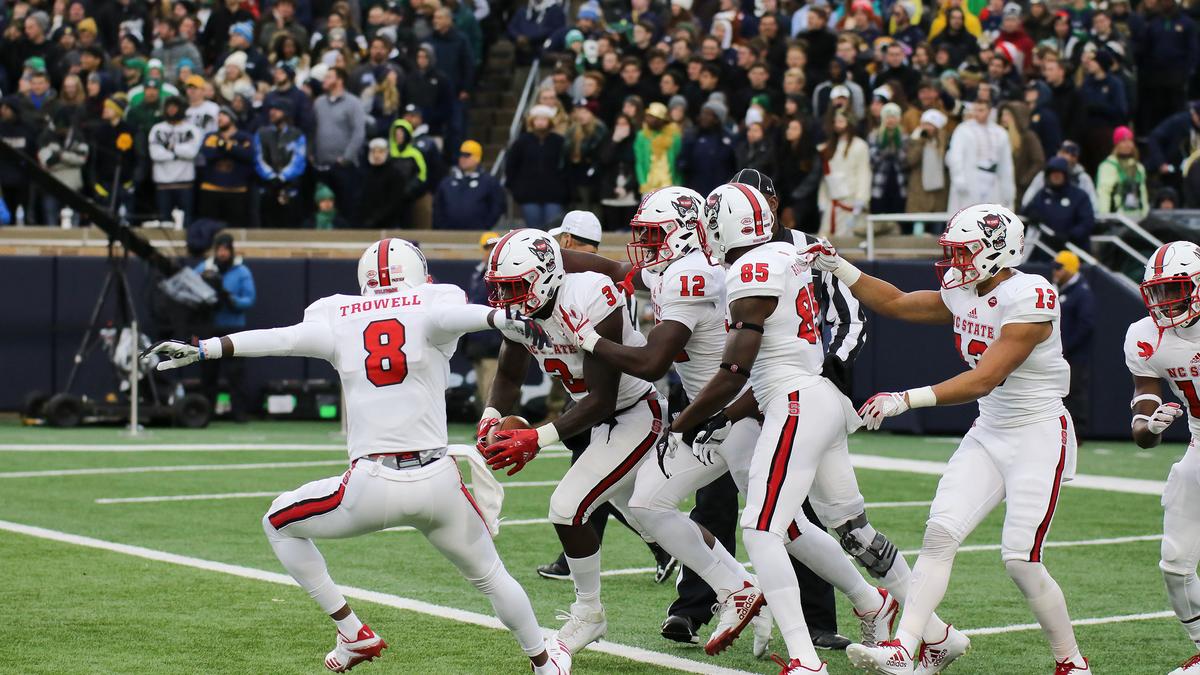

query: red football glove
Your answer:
[476,415,500,453]
[483,429,540,475]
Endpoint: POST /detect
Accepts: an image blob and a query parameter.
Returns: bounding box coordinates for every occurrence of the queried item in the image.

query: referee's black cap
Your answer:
[729,168,776,197]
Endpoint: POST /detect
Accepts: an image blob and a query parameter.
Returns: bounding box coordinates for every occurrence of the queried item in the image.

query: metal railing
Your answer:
[490,60,541,179]
[864,212,947,260]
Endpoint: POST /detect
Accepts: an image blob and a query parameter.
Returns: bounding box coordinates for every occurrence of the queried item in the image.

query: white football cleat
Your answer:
[1054,657,1091,674]
[770,654,829,673]
[324,625,387,673]
[913,625,970,674]
[752,603,774,659]
[555,602,607,655]
[854,588,899,647]
[705,580,767,655]
[533,637,572,674]
[1169,653,1200,674]
[846,640,915,674]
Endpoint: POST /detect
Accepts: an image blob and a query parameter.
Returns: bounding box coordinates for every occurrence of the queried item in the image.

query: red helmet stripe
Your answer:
[377,238,392,287]
[730,183,764,236]
[1153,244,1171,276]
[489,230,521,273]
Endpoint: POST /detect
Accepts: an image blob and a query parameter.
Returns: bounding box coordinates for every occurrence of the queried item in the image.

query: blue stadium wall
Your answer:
[0,255,1176,441]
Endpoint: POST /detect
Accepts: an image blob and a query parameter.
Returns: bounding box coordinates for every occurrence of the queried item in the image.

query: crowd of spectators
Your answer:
[1,0,1199,240]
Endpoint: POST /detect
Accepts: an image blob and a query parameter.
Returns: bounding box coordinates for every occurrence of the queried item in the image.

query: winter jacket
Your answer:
[261,87,315,137]
[429,27,476,93]
[1145,110,1199,172]
[507,0,567,49]
[1025,180,1095,248]
[1137,8,1199,84]
[89,120,137,192]
[1022,162,1099,213]
[36,125,89,191]
[946,118,1015,211]
[1079,74,1128,126]
[1025,82,1064,158]
[412,132,446,194]
[402,64,454,134]
[433,167,508,230]
[679,127,738,197]
[147,121,203,185]
[254,123,307,183]
[1000,102,1046,198]
[1096,154,1150,220]
[151,37,203,82]
[506,130,568,204]
[735,136,777,178]
[930,27,980,69]
[195,257,256,329]
[1057,273,1095,364]
[1046,80,1084,137]
[777,139,822,229]
[904,127,950,213]
[360,159,419,228]
[388,119,428,184]
[0,109,38,187]
[199,129,255,193]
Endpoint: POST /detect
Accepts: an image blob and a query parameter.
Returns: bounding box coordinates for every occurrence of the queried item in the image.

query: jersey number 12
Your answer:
[363,319,408,387]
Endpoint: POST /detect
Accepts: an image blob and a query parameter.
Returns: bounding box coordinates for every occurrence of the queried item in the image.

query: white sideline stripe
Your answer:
[849,453,1166,496]
[962,610,1175,637]
[94,480,561,504]
[0,460,348,479]
[384,517,550,533]
[0,520,756,675]
[600,533,1164,578]
[0,443,348,452]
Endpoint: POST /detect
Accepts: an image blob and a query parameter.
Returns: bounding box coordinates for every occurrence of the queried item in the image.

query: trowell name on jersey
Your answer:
[954,315,996,340]
[339,295,423,317]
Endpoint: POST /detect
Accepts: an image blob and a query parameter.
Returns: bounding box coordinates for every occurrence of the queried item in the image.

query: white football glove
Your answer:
[556,304,600,352]
[494,306,552,350]
[1144,402,1184,435]
[141,339,206,370]
[690,413,732,465]
[798,239,843,273]
[857,392,910,431]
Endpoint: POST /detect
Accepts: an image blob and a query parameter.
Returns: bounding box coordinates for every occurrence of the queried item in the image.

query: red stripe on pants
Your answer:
[571,396,663,526]
[756,391,801,532]
[268,474,349,529]
[1029,415,1069,563]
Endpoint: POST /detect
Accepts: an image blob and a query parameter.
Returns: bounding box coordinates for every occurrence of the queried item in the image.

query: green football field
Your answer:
[0,419,1192,674]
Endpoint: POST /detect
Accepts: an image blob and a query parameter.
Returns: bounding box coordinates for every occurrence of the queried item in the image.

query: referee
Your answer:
[659,169,866,650]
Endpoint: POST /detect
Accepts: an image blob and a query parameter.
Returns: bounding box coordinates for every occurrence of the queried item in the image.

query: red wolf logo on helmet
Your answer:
[529,237,556,270]
[672,195,698,227]
[978,212,1008,251]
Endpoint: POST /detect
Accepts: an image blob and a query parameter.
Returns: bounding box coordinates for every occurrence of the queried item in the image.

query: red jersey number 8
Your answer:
[363,319,408,387]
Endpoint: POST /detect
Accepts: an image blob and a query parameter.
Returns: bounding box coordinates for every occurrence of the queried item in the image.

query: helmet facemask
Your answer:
[486,268,543,315]
[935,239,985,290]
[627,219,672,270]
[1141,275,1200,328]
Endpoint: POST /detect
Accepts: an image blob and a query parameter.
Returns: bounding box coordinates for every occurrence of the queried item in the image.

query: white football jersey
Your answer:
[231,283,475,460]
[1124,317,1200,438]
[939,271,1069,427]
[724,242,826,406]
[520,272,655,409]
[640,251,728,401]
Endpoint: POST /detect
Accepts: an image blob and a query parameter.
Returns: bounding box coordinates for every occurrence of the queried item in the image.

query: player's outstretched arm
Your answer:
[860,320,1050,429]
[1129,376,1183,449]
[142,319,334,370]
[671,296,774,434]
[809,243,952,325]
[560,250,644,293]
[429,304,551,349]
[559,305,692,381]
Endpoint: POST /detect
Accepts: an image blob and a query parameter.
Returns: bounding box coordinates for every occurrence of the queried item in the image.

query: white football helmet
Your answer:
[485,229,565,315]
[701,183,773,263]
[357,238,430,295]
[1141,241,1200,328]
[627,186,705,272]
[936,204,1024,290]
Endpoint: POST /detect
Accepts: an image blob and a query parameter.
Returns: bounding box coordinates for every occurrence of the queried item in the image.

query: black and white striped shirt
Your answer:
[789,230,867,365]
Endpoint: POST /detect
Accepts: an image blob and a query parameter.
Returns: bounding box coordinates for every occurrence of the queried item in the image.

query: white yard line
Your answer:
[0,520,756,675]
[0,443,348,452]
[94,480,561,505]
[849,453,1167,496]
[0,460,349,479]
[384,517,551,533]
[600,533,1164,578]
[963,610,1175,637]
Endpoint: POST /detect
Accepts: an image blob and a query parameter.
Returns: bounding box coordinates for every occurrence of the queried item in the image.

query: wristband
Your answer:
[905,385,937,409]
[1131,414,1152,428]
[535,423,560,447]
[832,260,862,286]
[198,337,223,360]
[1130,393,1163,410]
[481,407,501,422]
[580,331,601,353]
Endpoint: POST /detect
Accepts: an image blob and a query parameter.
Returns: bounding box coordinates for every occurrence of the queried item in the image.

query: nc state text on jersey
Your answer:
[954,315,996,340]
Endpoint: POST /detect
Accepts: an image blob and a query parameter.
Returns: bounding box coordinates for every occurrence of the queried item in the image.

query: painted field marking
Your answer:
[0,443,572,454]
[94,480,561,505]
[384,517,551,533]
[963,610,1175,637]
[0,460,348,479]
[0,520,757,675]
[599,533,1164,578]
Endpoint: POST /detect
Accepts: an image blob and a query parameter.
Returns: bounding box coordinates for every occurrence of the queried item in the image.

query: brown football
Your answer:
[487,415,531,445]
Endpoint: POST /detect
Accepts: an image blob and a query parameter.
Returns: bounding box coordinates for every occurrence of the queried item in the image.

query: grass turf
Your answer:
[0,420,1192,674]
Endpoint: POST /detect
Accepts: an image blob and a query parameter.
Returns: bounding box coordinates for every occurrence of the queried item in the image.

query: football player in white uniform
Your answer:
[1123,241,1200,675]
[142,239,570,675]
[479,229,666,656]
[815,205,1091,675]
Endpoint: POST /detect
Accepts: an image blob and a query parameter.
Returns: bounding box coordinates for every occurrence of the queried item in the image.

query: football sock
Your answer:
[709,533,755,584]
[783,521,879,614]
[873,544,953,643]
[633,508,746,601]
[566,551,603,610]
[896,523,959,657]
[262,517,347,615]
[334,612,364,638]
[744,528,820,667]
[467,558,547,657]
[1165,570,1200,647]
[1006,560,1081,663]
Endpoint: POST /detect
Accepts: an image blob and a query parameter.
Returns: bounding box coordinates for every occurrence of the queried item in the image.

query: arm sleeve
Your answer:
[280,134,307,181]
[253,133,276,179]
[1095,162,1114,214]
[1123,322,1160,378]
[227,268,257,310]
[174,127,203,160]
[228,300,334,360]
[822,268,867,362]
[343,104,365,162]
[147,127,173,161]
[428,304,496,345]
[1000,280,1058,326]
